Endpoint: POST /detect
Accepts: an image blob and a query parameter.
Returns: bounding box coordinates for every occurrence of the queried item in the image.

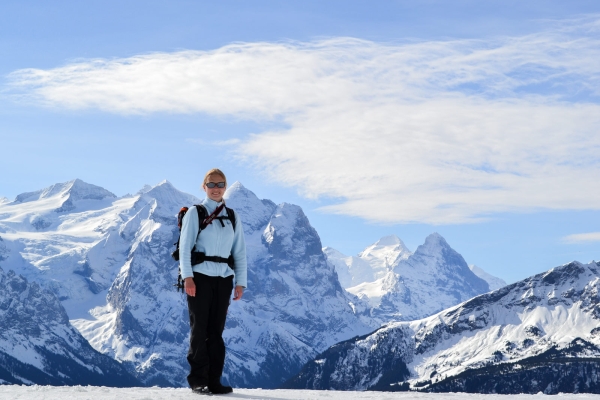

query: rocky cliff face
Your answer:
[285,260,600,394]
[221,184,372,387]
[0,267,140,386]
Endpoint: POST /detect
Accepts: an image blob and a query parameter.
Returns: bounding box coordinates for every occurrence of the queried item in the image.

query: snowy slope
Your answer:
[0,179,137,319]
[359,235,412,279]
[0,267,139,386]
[322,247,355,288]
[0,179,370,388]
[285,260,600,394]
[469,264,507,290]
[324,235,411,288]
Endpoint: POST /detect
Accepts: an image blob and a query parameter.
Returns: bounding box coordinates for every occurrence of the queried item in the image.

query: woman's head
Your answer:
[202,168,227,202]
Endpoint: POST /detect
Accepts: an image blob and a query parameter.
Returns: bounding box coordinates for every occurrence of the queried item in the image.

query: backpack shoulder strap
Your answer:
[195,204,208,232]
[225,206,236,232]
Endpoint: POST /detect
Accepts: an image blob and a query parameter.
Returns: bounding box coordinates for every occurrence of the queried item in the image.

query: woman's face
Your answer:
[203,174,226,202]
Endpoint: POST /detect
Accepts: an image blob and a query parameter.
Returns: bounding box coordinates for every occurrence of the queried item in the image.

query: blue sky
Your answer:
[1,1,599,283]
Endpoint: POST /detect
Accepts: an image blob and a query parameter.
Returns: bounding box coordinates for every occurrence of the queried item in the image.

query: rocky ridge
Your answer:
[0,267,140,386]
[284,260,600,394]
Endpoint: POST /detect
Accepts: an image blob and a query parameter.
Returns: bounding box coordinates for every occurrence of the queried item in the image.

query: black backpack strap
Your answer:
[195,204,208,232]
[173,205,207,292]
[192,205,208,250]
[225,206,236,232]
[194,204,236,232]
[212,207,237,231]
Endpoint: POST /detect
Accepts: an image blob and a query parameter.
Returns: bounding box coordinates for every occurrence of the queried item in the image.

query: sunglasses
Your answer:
[205,182,226,188]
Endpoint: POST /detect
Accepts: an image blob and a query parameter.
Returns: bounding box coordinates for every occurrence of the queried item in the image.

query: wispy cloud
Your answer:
[563,232,600,244]
[7,17,600,223]
[185,138,241,146]
[213,139,241,146]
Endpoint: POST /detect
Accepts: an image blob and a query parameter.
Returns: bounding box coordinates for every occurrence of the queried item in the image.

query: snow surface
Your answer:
[469,264,507,290]
[0,386,598,400]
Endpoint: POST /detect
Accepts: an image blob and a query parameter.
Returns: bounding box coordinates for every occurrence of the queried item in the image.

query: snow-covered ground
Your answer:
[1,386,599,400]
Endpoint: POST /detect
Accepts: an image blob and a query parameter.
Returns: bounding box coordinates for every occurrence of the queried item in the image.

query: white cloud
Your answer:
[213,139,241,146]
[563,232,600,244]
[7,18,600,223]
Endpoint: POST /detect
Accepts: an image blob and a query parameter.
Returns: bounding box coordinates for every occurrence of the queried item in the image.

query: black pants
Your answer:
[186,272,233,388]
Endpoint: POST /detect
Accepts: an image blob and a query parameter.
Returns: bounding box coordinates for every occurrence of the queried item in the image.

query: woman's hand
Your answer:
[185,277,196,297]
[233,285,244,301]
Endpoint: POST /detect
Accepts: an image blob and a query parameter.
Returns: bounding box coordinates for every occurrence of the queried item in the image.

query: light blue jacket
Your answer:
[179,198,247,287]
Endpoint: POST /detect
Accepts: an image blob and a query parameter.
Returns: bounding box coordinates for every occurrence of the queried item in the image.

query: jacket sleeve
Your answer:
[231,210,248,288]
[179,206,199,280]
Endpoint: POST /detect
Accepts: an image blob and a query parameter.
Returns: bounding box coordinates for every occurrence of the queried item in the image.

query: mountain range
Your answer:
[284,260,600,394]
[325,234,494,323]
[0,178,514,390]
[0,179,373,387]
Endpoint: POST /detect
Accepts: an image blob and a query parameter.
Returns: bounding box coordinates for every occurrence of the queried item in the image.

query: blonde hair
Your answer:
[203,168,227,186]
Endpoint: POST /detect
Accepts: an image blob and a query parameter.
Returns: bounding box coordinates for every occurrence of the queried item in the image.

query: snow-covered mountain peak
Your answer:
[144,179,178,194]
[372,234,403,247]
[0,197,8,204]
[270,203,302,226]
[402,232,469,272]
[225,182,276,233]
[327,235,414,290]
[224,181,258,203]
[225,180,246,193]
[133,180,200,219]
[323,246,346,259]
[325,234,408,290]
[142,179,175,194]
[136,184,154,195]
[359,234,412,268]
[0,180,122,232]
[353,233,491,321]
[469,264,507,290]
[64,179,117,201]
[263,203,318,254]
[141,179,190,201]
[329,233,490,323]
[13,179,116,204]
[419,232,448,251]
[398,233,486,285]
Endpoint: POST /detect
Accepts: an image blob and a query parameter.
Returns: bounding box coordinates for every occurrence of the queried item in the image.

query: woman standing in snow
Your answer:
[179,168,247,395]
